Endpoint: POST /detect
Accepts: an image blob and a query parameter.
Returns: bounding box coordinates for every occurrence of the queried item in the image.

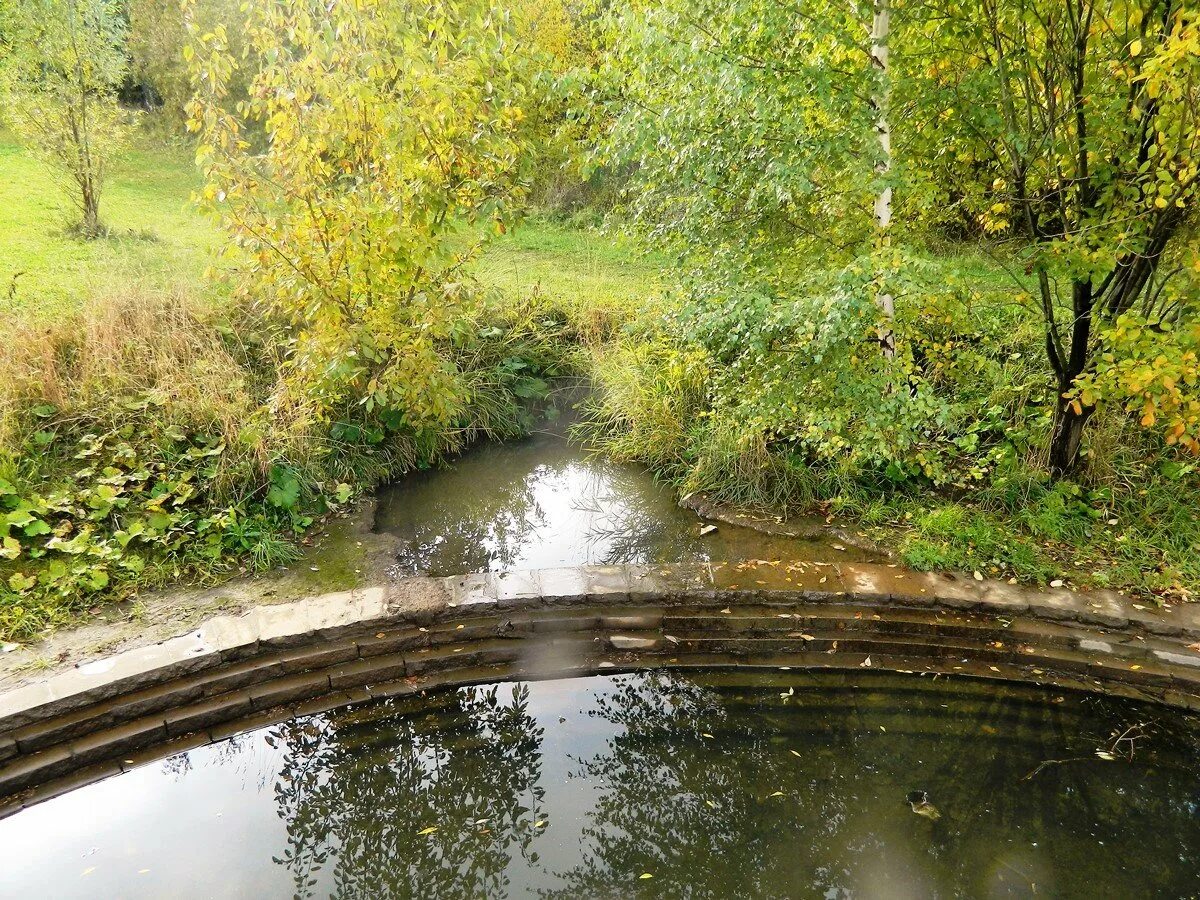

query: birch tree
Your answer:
[871,0,896,357]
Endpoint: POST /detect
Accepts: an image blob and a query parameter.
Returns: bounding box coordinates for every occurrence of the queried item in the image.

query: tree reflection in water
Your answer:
[270,684,546,899]
[257,670,1200,899]
[544,671,1200,899]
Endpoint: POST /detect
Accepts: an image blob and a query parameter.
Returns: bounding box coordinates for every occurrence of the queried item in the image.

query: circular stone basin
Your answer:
[2,668,1198,897]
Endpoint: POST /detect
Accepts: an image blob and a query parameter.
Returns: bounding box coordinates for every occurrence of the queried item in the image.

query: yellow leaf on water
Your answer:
[81,868,95,877]
[640,873,654,879]
[417,826,438,835]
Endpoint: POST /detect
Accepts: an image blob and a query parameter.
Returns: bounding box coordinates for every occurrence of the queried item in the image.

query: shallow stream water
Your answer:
[373,415,872,575]
[3,669,1198,898]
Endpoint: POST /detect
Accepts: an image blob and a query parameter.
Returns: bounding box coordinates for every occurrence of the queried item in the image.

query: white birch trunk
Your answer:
[871,0,895,357]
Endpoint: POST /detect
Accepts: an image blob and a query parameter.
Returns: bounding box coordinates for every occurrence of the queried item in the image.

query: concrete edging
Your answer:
[2,560,1200,815]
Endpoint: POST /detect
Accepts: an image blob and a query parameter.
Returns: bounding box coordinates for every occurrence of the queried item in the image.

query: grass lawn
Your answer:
[0,132,656,322]
[475,218,663,309]
[0,135,223,318]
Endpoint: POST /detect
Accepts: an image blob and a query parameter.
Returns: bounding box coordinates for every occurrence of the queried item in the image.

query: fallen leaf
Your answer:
[417,826,438,835]
[640,873,654,880]
[907,790,941,821]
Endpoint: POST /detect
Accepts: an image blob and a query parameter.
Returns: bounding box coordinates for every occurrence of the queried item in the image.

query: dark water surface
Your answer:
[374,419,872,575]
[4,670,1199,898]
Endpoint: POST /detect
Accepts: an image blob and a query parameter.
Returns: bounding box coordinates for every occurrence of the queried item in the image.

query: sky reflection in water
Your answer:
[373,422,869,575]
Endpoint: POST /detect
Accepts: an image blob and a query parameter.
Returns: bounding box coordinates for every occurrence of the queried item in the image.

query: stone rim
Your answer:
[2,561,1200,816]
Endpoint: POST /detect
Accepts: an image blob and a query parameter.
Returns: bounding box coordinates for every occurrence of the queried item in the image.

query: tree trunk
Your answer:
[870,0,895,357]
[1048,396,1093,476]
[81,178,101,238]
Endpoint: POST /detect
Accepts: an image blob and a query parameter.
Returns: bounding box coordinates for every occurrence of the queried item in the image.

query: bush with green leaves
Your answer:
[0,0,132,236]
[0,276,574,642]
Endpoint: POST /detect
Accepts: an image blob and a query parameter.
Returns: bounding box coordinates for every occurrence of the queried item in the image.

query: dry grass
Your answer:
[0,285,260,465]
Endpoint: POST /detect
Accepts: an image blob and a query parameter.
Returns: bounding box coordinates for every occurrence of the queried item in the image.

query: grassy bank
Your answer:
[0,135,221,315]
[581,246,1200,602]
[0,137,649,641]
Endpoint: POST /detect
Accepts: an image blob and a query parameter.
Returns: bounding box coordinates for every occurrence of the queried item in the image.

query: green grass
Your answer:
[475,219,663,308]
[0,134,223,317]
[6,132,1191,623]
[0,132,653,323]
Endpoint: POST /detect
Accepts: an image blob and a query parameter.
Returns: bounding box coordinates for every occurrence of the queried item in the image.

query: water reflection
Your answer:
[3,672,1199,898]
[272,685,546,899]
[546,673,1200,898]
[373,421,866,575]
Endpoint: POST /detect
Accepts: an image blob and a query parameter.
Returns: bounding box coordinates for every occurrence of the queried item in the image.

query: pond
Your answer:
[3,669,1198,898]
[374,411,873,575]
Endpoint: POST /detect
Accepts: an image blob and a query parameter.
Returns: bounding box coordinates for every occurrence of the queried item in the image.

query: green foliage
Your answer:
[0,273,580,640]
[127,0,246,123]
[0,417,305,640]
[897,0,1200,471]
[186,0,537,439]
[597,0,876,273]
[598,0,1200,478]
[0,0,132,236]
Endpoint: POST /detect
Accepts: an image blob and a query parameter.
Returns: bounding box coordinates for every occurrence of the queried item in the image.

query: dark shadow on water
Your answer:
[272,684,547,898]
